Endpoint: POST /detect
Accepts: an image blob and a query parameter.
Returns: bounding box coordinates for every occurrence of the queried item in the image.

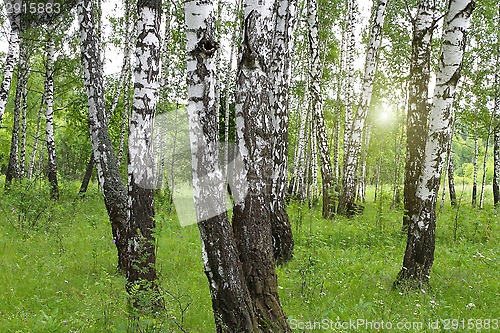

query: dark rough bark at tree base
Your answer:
[198,215,258,333]
[393,208,436,290]
[233,199,291,333]
[271,203,294,265]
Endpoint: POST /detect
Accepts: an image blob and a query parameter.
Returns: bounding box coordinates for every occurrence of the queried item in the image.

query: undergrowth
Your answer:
[0,177,498,332]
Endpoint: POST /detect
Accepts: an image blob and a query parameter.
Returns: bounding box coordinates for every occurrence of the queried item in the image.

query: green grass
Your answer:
[0,178,498,332]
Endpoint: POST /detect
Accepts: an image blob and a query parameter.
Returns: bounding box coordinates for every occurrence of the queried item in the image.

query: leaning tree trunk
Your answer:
[45,33,59,200]
[0,1,21,127]
[5,38,28,187]
[184,1,258,330]
[403,0,435,227]
[338,0,388,216]
[394,0,474,288]
[270,0,296,263]
[308,0,335,218]
[126,0,162,302]
[232,0,291,330]
[77,0,129,272]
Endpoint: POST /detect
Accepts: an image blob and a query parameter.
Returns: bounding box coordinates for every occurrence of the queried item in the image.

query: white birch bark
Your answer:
[126,0,162,295]
[396,0,475,286]
[0,0,21,127]
[403,0,436,226]
[185,1,258,330]
[339,0,388,216]
[232,0,291,329]
[77,0,129,272]
[307,0,335,216]
[45,34,59,199]
[270,0,296,262]
[28,97,45,179]
[343,0,357,156]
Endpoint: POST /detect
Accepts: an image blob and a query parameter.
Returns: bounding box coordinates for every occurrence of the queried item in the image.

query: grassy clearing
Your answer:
[0,178,498,332]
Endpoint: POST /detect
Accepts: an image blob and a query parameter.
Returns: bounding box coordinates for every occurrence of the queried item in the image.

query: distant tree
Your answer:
[5,37,28,187]
[45,30,59,200]
[338,0,388,216]
[493,2,499,207]
[0,0,21,127]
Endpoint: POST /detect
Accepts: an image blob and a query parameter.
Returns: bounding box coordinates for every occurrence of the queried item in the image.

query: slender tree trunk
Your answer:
[395,0,474,288]
[77,0,129,272]
[45,33,59,200]
[448,145,457,206]
[126,0,162,302]
[0,2,21,127]
[358,124,370,203]
[339,0,388,216]
[308,0,335,217]
[185,1,258,329]
[19,76,27,178]
[343,0,357,163]
[479,112,494,209]
[472,121,478,207]
[5,38,28,187]
[403,0,436,227]
[232,0,291,330]
[270,0,296,263]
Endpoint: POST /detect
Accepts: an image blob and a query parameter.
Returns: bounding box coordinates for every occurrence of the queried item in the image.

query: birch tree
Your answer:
[338,0,388,216]
[232,0,291,329]
[493,2,499,207]
[5,38,28,187]
[45,33,59,200]
[307,0,335,218]
[270,0,296,263]
[403,0,436,227]
[126,0,162,300]
[77,0,130,272]
[0,0,21,127]
[184,1,258,330]
[395,0,474,287]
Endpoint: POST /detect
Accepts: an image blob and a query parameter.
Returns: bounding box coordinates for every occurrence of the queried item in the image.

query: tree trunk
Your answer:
[0,2,21,127]
[472,121,478,207]
[232,0,291,330]
[185,1,258,330]
[77,0,129,272]
[126,0,162,303]
[307,0,335,217]
[343,0,357,159]
[45,33,59,200]
[395,0,474,288]
[19,73,27,178]
[338,0,388,216]
[479,112,494,209]
[5,37,28,187]
[269,0,296,264]
[403,0,435,227]
[448,145,457,206]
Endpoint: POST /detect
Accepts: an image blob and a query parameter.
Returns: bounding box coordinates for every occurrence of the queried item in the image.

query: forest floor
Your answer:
[0,178,498,332]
